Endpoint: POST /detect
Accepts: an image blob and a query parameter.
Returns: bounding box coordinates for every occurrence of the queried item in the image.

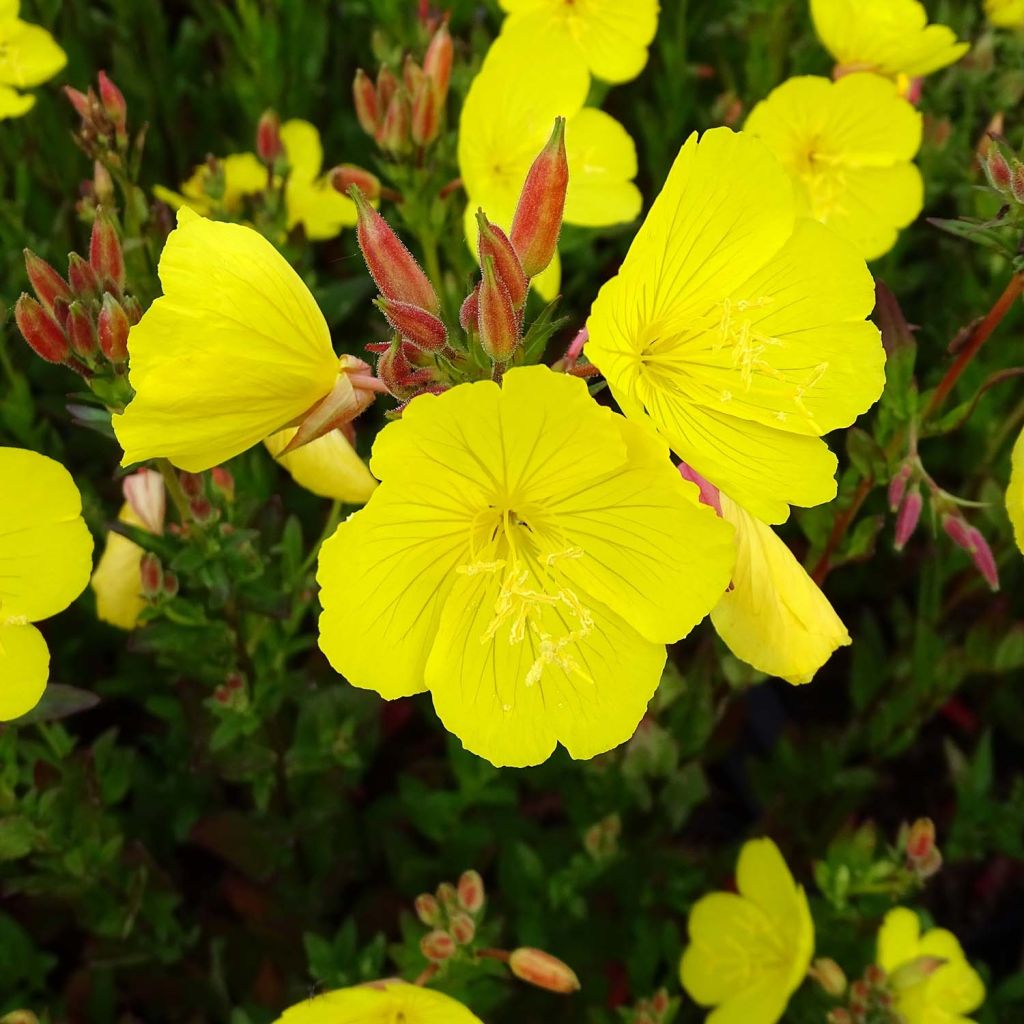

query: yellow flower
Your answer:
[279,119,357,241]
[680,837,815,1024]
[497,0,660,84]
[91,469,165,631]
[810,0,969,81]
[114,208,348,472]
[746,74,923,260]
[987,0,1024,28]
[153,153,267,217]
[264,428,377,504]
[0,0,66,121]
[273,982,482,1024]
[586,127,885,526]
[0,447,93,721]
[458,25,642,299]
[1007,427,1024,553]
[317,366,734,768]
[877,908,985,1024]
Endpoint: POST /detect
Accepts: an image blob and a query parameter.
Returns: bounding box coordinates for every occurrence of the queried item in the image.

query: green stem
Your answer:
[294,500,342,583]
[157,459,191,523]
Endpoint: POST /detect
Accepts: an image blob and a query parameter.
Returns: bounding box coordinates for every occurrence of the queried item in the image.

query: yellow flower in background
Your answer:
[153,153,267,217]
[586,127,885,526]
[746,74,924,260]
[1006,428,1024,553]
[114,209,345,472]
[877,908,985,1024]
[987,0,1024,28]
[0,447,93,721]
[497,0,660,84]
[91,469,165,631]
[317,366,734,768]
[458,25,642,299]
[810,0,969,81]
[264,428,377,504]
[681,837,815,1024]
[0,1,66,120]
[273,982,482,1024]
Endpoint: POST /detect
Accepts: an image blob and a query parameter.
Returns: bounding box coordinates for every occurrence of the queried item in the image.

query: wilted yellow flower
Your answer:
[458,25,641,299]
[0,1,66,120]
[0,447,93,720]
[497,0,659,84]
[586,127,885,526]
[877,908,985,1024]
[746,74,923,260]
[1006,427,1024,553]
[265,428,376,504]
[681,837,815,1024]
[987,0,1024,28]
[273,982,482,1024]
[114,209,373,472]
[317,366,734,768]
[153,153,267,217]
[810,0,969,81]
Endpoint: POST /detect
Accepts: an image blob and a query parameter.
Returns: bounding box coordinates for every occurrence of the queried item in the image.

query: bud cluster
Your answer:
[212,671,248,711]
[65,71,133,164]
[981,136,1024,206]
[624,988,673,1024]
[415,870,486,964]
[897,817,943,881]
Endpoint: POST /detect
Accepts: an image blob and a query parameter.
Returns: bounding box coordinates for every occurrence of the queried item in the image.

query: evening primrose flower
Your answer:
[586,127,885,526]
[877,908,985,1024]
[273,982,482,1024]
[987,0,1024,29]
[1006,427,1024,553]
[680,838,814,1024]
[0,447,93,720]
[810,0,969,82]
[497,0,659,84]
[458,25,641,299]
[114,208,377,472]
[746,74,923,260]
[317,366,734,768]
[264,428,376,503]
[153,153,267,217]
[0,1,66,120]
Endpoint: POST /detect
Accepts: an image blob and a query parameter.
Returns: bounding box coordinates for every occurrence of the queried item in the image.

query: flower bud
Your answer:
[436,881,459,909]
[411,78,441,146]
[376,89,411,154]
[914,845,943,879]
[179,472,203,499]
[63,85,91,119]
[449,911,476,945]
[457,869,485,913]
[351,187,440,313]
[889,955,947,991]
[510,117,569,278]
[414,893,442,926]
[97,292,130,362]
[211,467,235,501]
[905,818,936,861]
[353,69,380,136]
[424,22,453,102]
[377,65,398,112]
[966,526,999,591]
[894,487,922,551]
[190,496,216,525]
[162,571,179,598]
[24,250,73,314]
[478,256,520,363]
[420,929,456,962]
[984,148,1013,193]
[403,54,425,96]
[140,552,163,597]
[826,1011,852,1024]
[330,164,382,201]
[888,462,912,511]
[14,294,69,363]
[97,71,127,136]
[256,109,283,163]
[375,297,447,352]
[809,958,847,997]
[122,295,143,325]
[1011,162,1024,205]
[67,252,101,301]
[90,211,125,293]
[459,286,480,334]
[377,342,433,400]
[863,964,886,988]
[66,301,97,360]
[509,948,581,994]
[93,160,115,205]
[124,469,166,534]
[651,990,669,1015]
[477,210,527,310]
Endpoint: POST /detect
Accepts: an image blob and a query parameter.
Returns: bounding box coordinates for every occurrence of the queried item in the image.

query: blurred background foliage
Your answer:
[1,0,1024,1021]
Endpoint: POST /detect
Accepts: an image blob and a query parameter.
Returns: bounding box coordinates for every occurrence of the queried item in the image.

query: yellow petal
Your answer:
[91,504,147,631]
[564,107,642,227]
[0,82,33,119]
[114,211,340,472]
[265,428,376,504]
[280,118,323,184]
[877,907,923,972]
[987,0,1024,27]
[274,983,483,1024]
[711,491,851,683]
[0,447,93,622]
[704,979,793,1024]
[221,152,269,207]
[0,622,49,721]
[1006,427,1024,553]
[0,18,66,88]
[285,178,357,241]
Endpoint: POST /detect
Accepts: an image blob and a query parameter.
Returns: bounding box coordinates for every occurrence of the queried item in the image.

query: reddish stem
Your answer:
[477,948,511,964]
[811,476,874,585]
[413,963,439,987]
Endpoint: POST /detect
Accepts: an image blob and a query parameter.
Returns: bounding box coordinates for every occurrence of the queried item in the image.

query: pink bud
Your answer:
[510,117,568,278]
[888,463,912,511]
[966,526,1000,591]
[509,948,581,994]
[478,256,520,363]
[353,69,380,136]
[459,286,480,334]
[97,71,127,135]
[375,297,447,352]
[420,930,456,962]
[424,22,453,103]
[24,250,72,314]
[376,89,411,155]
[894,488,923,550]
[449,911,476,945]
[376,66,398,112]
[64,85,92,119]
[985,148,1013,193]
[90,212,125,293]
[14,294,69,364]
[124,469,166,534]
[414,893,441,926]
[905,817,936,861]
[97,293,130,362]
[457,869,485,913]
[66,301,97,360]
[330,164,382,201]
[211,467,235,501]
[256,109,283,163]
[411,78,441,146]
[140,552,163,597]
[67,252,100,300]
[180,472,203,499]
[477,210,527,310]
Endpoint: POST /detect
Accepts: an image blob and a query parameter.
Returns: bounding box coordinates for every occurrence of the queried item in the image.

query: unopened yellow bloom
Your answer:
[746,74,923,260]
[1007,428,1024,553]
[153,153,267,217]
[274,982,482,1024]
[587,127,885,526]
[0,1,66,120]
[114,208,343,472]
[810,0,969,81]
[877,908,985,1024]
[458,26,641,299]
[265,428,376,504]
[987,0,1024,27]
[681,837,815,1024]
[0,447,93,720]
[317,366,734,768]
[497,0,660,84]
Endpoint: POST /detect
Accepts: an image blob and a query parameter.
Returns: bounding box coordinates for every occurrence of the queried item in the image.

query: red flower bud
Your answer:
[411,78,441,146]
[894,488,922,551]
[651,990,670,1015]
[424,22,453,103]
[478,256,520,363]
[420,929,456,962]
[403,54,425,96]
[24,249,73,314]
[942,512,972,551]
[352,69,380,136]
[140,552,163,597]
[459,286,480,334]
[376,89,411,154]
[330,164,382,201]
[14,294,69,364]
[98,292,130,362]
[414,893,442,926]
[436,881,458,909]
[477,210,527,309]
[509,948,581,994]
[510,117,568,278]
[377,341,435,399]
[122,295,143,325]
[905,817,936,861]
[863,964,886,988]
[351,187,439,313]
[90,212,125,293]
[180,472,203,499]
[375,297,447,352]
[376,66,398,112]
[256,109,283,163]
[68,252,101,300]
[984,148,1013,193]
[449,911,476,945]
[211,467,235,501]
[457,869,485,913]
[64,85,92,119]
[66,301,98,360]
[162,571,179,598]
[888,462,912,512]
[97,71,127,136]
[1011,162,1024,205]
[966,526,1000,591]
